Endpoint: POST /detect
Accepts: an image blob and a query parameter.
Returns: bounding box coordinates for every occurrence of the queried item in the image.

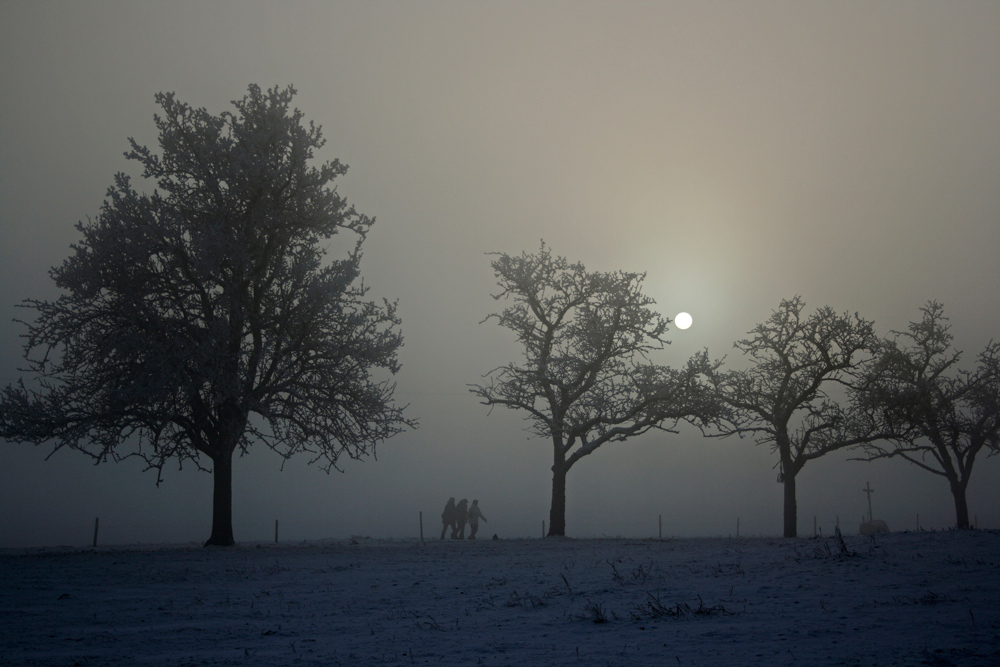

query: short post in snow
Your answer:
[864,482,874,522]
[92,517,99,548]
[275,519,279,543]
[658,514,662,540]
[419,511,424,543]
[736,517,740,539]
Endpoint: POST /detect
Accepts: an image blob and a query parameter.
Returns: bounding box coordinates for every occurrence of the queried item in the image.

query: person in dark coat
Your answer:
[467,499,487,539]
[453,499,469,539]
[440,497,457,540]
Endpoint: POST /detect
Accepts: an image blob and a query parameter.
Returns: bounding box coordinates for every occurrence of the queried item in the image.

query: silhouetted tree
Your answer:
[0,85,413,546]
[713,296,880,538]
[470,243,722,536]
[852,302,1000,529]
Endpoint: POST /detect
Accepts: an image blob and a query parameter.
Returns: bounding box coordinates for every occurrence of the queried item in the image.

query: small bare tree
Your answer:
[713,296,880,538]
[852,302,1000,529]
[469,243,722,536]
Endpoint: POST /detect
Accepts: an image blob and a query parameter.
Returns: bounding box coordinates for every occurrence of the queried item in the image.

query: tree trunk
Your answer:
[782,472,797,538]
[204,449,235,546]
[548,464,567,536]
[950,478,971,530]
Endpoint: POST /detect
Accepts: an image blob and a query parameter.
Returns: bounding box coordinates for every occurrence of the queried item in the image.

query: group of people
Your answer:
[440,497,487,539]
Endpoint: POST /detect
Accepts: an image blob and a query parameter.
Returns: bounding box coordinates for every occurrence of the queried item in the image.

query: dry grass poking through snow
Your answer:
[1,530,999,665]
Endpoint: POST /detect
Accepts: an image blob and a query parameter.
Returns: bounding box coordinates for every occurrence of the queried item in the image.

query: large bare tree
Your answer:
[713,296,880,537]
[0,85,413,546]
[852,302,1000,529]
[470,244,722,536]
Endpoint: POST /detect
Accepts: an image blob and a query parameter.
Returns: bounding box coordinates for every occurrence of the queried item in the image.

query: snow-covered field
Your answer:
[2,530,998,666]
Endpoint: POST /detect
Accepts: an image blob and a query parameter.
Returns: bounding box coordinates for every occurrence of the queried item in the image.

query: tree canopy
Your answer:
[852,301,1000,529]
[0,85,413,546]
[470,243,722,536]
[713,296,880,537]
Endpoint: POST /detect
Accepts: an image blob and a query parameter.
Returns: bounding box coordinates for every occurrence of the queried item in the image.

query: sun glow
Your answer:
[675,312,693,330]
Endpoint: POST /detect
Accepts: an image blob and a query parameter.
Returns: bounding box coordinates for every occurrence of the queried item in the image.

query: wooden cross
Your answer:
[864,482,874,522]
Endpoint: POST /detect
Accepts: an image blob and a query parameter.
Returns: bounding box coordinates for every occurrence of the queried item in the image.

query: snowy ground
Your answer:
[2,531,998,666]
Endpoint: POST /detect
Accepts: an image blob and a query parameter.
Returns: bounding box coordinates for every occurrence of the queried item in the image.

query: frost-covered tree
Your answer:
[0,85,413,546]
[470,243,722,536]
[852,302,1000,529]
[713,297,880,538]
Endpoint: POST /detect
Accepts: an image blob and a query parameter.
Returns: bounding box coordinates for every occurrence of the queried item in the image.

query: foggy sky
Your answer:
[2,1,998,548]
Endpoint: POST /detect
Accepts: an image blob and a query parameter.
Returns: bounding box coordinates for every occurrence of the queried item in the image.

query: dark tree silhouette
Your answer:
[713,296,880,538]
[0,85,413,546]
[469,243,722,536]
[852,302,1000,529]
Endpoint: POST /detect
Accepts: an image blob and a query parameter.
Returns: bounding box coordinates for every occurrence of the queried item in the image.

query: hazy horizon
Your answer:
[2,1,998,548]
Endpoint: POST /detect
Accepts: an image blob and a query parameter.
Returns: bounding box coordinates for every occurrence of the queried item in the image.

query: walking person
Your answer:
[440,497,456,540]
[467,499,487,539]
[453,499,469,539]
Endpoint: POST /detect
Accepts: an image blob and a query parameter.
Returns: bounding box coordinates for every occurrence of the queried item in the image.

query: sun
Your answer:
[675,312,693,330]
